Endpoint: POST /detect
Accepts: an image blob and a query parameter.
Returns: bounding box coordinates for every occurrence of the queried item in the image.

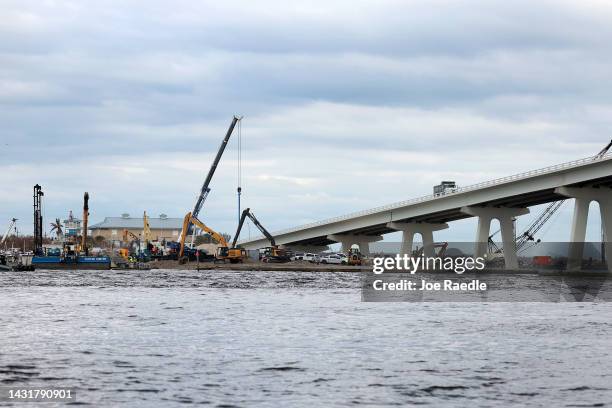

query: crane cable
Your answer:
[237,117,242,224]
[236,118,252,239]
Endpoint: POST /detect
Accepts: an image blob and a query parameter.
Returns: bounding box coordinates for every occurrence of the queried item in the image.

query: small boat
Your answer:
[0,254,9,271]
[0,253,35,271]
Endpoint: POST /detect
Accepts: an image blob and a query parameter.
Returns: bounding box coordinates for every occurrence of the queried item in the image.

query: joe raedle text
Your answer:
[372,278,487,292]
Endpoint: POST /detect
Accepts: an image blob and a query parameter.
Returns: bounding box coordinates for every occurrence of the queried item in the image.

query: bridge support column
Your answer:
[327,234,383,256]
[461,206,529,269]
[555,186,612,272]
[387,222,448,257]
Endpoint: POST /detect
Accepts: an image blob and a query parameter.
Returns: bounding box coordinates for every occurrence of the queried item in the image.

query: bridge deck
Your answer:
[239,153,612,248]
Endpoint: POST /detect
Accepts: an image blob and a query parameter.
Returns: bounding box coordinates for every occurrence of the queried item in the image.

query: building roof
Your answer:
[89,216,183,230]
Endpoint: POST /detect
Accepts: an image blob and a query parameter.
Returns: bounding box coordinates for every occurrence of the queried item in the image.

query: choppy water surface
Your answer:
[1,269,611,407]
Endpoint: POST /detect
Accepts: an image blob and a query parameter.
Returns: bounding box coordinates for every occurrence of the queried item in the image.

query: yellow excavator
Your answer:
[178,212,246,264]
[143,211,152,245]
[120,229,141,259]
[347,246,363,266]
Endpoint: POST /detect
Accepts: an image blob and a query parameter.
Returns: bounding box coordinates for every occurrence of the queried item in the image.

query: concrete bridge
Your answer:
[239,152,612,271]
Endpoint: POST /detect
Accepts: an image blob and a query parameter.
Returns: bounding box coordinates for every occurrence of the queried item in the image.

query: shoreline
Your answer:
[120,259,612,275]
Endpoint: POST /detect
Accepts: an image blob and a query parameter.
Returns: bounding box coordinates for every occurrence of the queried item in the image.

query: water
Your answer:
[1,269,611,407]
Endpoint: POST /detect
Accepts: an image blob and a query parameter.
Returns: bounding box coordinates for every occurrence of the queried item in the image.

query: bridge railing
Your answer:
[241,151,612,242]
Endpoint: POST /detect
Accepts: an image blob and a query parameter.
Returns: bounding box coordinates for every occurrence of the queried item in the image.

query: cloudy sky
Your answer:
[1,0,612,242]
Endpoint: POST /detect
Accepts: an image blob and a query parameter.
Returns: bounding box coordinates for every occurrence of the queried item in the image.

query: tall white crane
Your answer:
[1,218,17,246]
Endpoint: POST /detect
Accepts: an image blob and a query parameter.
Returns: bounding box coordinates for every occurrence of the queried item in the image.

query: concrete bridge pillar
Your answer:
[387,222,448,257]
[555,186,612,272]
[461,206,529,269]
[327,234,383,256]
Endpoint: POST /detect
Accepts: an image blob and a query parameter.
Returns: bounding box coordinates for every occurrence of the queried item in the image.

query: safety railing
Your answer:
[241,151,612,242]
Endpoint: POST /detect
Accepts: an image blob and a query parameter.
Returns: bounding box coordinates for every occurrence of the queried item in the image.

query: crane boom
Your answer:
[516,200,564,251]
[1,218,17,246]
[595,139,612,160]
[488,201,565,253]
[232,208,276,248]
[122,229,140,242]
[192,115,241,219]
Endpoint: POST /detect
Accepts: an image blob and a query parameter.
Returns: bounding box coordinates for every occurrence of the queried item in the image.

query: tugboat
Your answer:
[0,251,35,271]
[30,186,111,270]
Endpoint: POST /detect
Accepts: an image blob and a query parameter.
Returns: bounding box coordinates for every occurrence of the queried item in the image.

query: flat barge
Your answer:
[32,256,111,270]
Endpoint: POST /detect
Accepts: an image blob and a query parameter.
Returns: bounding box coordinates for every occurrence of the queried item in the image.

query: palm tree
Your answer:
[50,218,63,240]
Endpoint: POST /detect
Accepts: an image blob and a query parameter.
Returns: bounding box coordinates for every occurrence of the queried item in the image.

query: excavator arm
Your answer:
[179,212,229,258]
[231,208,276,248]
[122,229,140,242]
[231,208,289,263]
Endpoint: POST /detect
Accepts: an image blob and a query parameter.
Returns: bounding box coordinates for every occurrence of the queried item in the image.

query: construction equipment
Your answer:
[122,229,141,254]
[184,116,241,243]
[232,208,290,263]
[236,118,243,223]
[594,139,612,160]
[516,201,564,252]
[347,246,362,266]
[179,212,246,264]
[118,248,129,259]
[414,242,449,258]
[143,211,152,245]
[33,184,44,255]
[175,115,243,263]
[488,202,565,255]
[122,229,140,243]
[488,140,612,255]
[121,229,150,261]
[50,218,62,240]
[1,218,17,246]
[81,192,89,255]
